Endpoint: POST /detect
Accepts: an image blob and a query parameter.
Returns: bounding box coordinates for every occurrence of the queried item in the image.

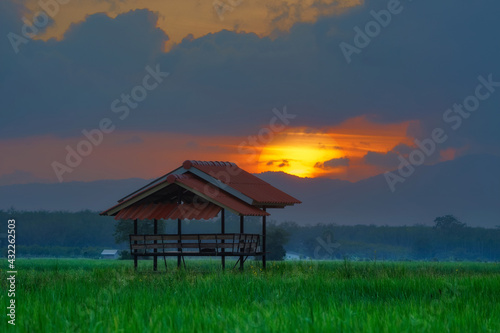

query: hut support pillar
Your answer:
[240,215,244,270]
[262,209,266,270]
[177,218,182,268]
[177,188,183,268]
[221,209,225,270]
[153,219,158,271]
[133,219,138,270]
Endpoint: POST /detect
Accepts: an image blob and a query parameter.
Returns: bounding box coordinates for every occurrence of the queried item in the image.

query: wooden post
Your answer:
[221,208,225,270]
[262,208,266,270]
[133,219,138,270]
[240,215,244,270]
[177,188,182,268]
[153,219,158,271]
[177,218,182,268]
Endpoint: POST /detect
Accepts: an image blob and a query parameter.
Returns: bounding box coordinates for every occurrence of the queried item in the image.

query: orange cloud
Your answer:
[254,116,418,180]
[24,0,362,50]
[0,131,261,184]
[0,116,420,184]
[439,147,456,162]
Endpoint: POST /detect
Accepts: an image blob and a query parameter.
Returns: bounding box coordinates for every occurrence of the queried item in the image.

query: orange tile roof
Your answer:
[100,160,299,219]
[183,160,301,205]
[167,173,269,216]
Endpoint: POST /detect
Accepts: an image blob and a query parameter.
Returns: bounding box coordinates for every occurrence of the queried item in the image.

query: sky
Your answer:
[1,0,499,186]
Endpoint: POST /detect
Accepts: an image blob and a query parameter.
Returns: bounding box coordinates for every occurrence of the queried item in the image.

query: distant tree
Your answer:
[119,250,133,260]
[434,215,466,230]
[266,224,290,261]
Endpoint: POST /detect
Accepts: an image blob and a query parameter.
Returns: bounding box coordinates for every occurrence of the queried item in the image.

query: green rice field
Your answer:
[1,259,499,332]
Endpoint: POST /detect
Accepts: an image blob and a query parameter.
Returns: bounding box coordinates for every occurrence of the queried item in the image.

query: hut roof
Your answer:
[100,160,300,219]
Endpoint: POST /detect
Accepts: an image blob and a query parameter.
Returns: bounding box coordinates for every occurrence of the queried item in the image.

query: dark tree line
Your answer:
[1,210,499,261]
[0,209,117,248]
[0,209,119,258]
[281,215,500,261]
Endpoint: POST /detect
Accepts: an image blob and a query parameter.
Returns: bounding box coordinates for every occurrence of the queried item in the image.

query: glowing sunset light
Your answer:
[256,117,417,180]
[258,129,344,178]
[0,117,417,183]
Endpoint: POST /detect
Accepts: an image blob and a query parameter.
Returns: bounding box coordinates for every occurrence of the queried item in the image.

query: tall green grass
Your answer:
[1,259,499,332]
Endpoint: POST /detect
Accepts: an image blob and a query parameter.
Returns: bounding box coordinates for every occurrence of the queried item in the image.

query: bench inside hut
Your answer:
[130,233,261,256]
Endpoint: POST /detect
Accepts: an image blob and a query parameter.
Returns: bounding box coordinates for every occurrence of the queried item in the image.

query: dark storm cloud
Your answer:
[1,0,499,158]
[363,143,415,169]
[315,157,350,169]
[267,159,290,168]
[363,150,399,169]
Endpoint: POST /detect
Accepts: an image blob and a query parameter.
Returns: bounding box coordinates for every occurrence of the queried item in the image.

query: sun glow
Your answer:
[255,118,416,180]
[258,130,344,178]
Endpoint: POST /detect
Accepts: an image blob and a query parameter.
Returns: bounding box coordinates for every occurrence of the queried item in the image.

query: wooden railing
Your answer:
[129,233,261,256]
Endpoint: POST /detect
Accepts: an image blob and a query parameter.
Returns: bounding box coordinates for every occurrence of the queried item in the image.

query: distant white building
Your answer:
[101,249,119,259]
[285,251,302,260]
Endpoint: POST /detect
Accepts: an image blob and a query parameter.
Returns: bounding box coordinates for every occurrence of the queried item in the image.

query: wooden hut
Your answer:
[100,160,301,270]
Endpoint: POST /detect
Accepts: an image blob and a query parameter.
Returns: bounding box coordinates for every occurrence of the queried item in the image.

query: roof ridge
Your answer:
[183,160,237,169]
[166,173,193,183]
